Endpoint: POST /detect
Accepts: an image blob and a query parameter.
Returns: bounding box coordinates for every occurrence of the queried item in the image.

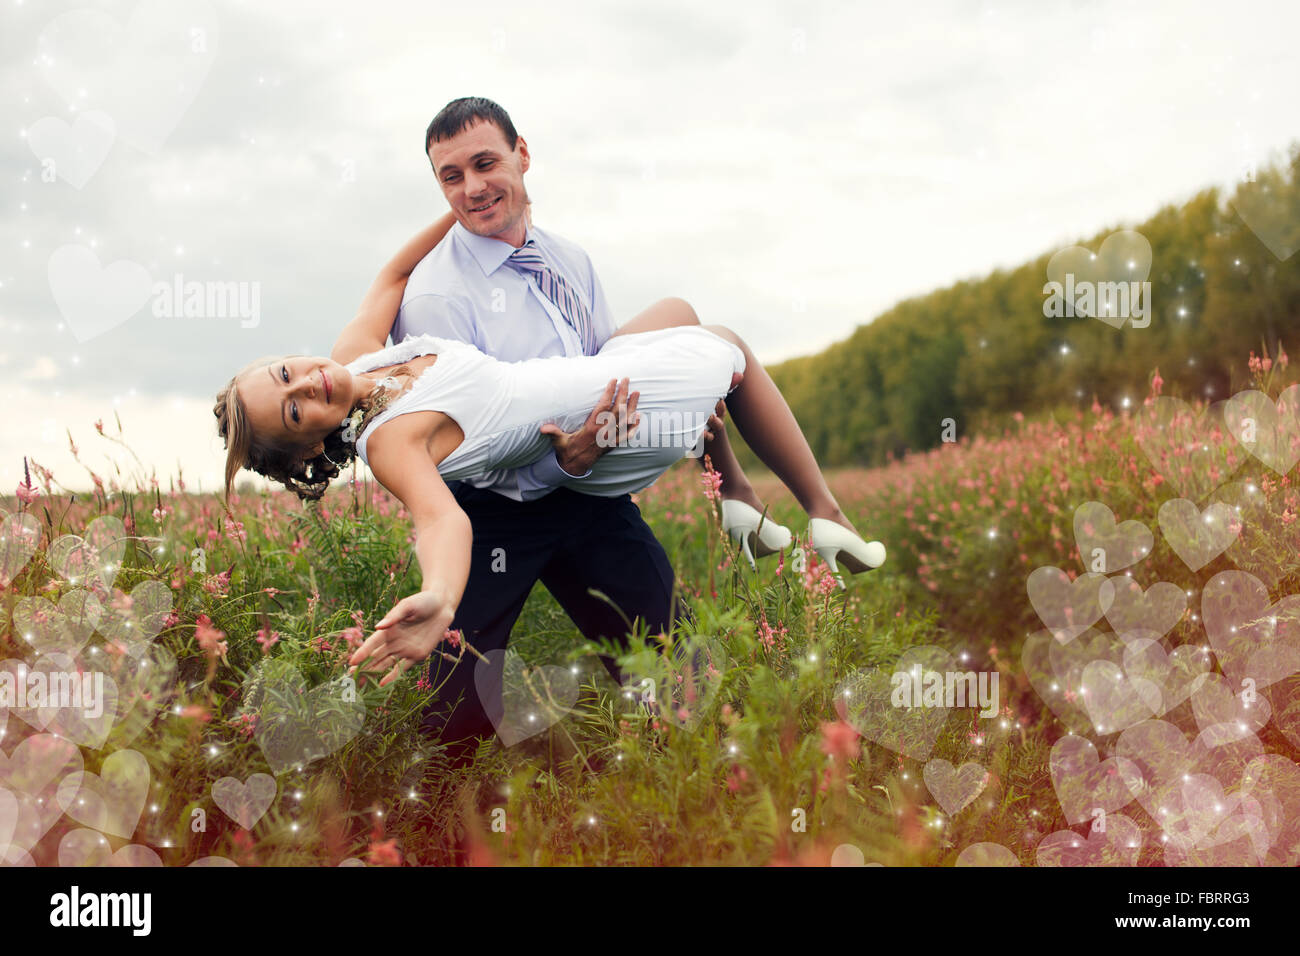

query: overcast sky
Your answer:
[2,0,1297,493]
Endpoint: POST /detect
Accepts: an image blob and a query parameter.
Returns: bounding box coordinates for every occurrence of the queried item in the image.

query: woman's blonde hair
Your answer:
[214,356,410,501]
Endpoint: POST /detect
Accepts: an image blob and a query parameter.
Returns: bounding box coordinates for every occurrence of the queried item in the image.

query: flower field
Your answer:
[2,348,1299,866]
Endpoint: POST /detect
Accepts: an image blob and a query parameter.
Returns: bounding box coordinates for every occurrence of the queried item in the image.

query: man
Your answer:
[382,96,696,769]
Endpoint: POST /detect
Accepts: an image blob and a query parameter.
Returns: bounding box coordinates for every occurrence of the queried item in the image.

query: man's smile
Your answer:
[469,196,502,214]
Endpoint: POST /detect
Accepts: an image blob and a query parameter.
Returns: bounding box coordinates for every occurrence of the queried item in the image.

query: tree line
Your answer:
[731,145,1300,469]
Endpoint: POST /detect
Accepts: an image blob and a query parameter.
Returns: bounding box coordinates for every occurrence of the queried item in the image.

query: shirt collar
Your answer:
[453,220,538,276]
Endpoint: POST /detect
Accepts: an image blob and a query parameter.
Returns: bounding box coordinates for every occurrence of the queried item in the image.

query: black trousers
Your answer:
[422,480,687,765]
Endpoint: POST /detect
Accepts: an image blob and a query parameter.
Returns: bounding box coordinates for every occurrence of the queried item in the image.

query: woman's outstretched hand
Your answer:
[349,590,456,687]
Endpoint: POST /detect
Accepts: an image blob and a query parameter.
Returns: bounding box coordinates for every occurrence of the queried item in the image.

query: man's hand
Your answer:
[348,590,456,687]
[706,399,726,441]
[540,377,642,475]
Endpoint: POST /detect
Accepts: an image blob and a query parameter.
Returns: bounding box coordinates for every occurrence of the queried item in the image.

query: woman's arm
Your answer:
[347,413,471,686]
[331,211,459,366]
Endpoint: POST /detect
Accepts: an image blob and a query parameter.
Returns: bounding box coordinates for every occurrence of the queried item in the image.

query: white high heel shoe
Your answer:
[721,499,793,571]
[808,518,886,588]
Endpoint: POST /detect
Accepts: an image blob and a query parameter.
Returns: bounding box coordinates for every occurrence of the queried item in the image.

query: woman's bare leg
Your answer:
[610,298,763,511]
[608,296,701,339]
[698,324,861,537]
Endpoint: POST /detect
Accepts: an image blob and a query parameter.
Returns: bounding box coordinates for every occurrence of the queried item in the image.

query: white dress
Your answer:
[346,326,746,497]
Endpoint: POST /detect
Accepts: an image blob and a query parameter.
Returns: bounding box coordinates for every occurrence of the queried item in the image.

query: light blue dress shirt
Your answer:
[392,220,620,501]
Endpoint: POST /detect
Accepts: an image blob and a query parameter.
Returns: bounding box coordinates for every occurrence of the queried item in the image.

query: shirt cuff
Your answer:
[555,453,593,480]
[516,448,592,496]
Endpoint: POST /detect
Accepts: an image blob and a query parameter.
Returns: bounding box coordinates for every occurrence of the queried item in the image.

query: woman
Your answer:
[215,214,884,685]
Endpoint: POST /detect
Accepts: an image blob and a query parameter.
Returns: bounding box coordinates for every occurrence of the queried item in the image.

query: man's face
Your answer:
[429,118,530,245]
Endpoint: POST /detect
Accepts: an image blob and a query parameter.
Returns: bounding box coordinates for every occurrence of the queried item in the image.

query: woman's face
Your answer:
[237,355,360,455]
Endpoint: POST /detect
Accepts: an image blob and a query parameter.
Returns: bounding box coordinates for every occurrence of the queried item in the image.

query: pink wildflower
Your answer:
[820,719,861,768]
[255,627,280,653]
[699,454,723,502]
[194,615,228,676]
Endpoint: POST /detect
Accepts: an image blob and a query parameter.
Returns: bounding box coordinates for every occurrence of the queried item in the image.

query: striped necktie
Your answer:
[504,239,598,355]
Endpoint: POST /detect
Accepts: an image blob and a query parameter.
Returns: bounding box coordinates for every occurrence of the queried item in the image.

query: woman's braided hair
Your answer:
[214,356,411,501]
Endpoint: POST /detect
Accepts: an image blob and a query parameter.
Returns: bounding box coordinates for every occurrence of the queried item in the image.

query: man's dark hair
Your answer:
[424,97,519,156]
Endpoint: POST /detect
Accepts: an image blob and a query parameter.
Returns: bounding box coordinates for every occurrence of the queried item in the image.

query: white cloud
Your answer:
[22,356,58,380]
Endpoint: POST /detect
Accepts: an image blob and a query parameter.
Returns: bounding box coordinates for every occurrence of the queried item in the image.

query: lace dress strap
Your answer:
[344,333,451,374]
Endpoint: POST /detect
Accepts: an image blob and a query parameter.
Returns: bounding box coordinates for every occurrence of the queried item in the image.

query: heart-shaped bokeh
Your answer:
[922,759,988,816]
[0,652,119,748]
[476,648,579,747]
[98,580,174,650]
[1212,480,1298,589]
[0,733,83,855]
[625,634,729,731]
[1044,230,1151,328]
[56,748,150,839]
[212,773,277,830]
[1239,753,1300,865]
[1022,628,1128,733]
[954,842,1021,866]
[0,509,42,588]
[834,644,958,761]
[1026,567,1114,643]
[1115,719,1264,837]
[46,245,153,345]
[105,642,177,747]
[0,787,16,855]
[1048,734,1138,824]
[24,111,116,189]
[11,589,104,657]
[1135,397,1241,501]
[48,515,127,593]
[1190,672,1272,746]
[1230,172,1300,261]
[1102,577,1187,638]
[1156,772,1270,862]
[1073,502,1152,574]
[1265,673,1300,753]
[1157,499,1239,571]
[1079,659,1162,734]
[243,659,366,775]
[37,0,221,155]
[1201,570,1300,689]
[1222,386,1300,476]
[1120,634,1211,716]
[57,828,161,867]
[1035,814,1143,865]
